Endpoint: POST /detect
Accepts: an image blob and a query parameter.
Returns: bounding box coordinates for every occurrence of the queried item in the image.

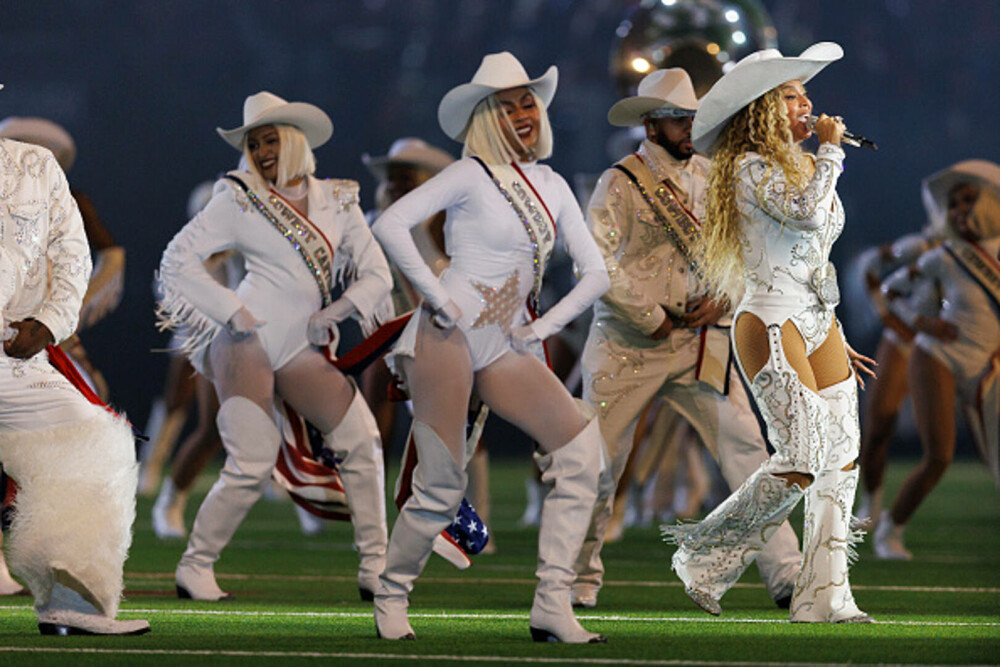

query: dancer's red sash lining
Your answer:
[321,311,414,375]
[46,344,108,410]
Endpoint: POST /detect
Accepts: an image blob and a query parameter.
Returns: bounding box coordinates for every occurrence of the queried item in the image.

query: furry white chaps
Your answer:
[0,410,138,617]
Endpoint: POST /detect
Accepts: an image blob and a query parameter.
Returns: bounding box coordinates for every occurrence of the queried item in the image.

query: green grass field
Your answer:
[1,459,997,665]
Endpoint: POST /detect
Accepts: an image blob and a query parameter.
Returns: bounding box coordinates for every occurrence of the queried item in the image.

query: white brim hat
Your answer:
[607,68,699,127]
[217,91,333,151]
[922,159,1000,232]
[362,137,454,180]
[438,51,557,142]
[692,42,843,156]
[0,116,77,171]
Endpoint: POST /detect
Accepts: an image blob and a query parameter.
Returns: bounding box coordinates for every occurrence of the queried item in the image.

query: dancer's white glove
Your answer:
[508,323,540,354]
[226,307,265,339]
[431,300,462,331]
[307,298,356,346]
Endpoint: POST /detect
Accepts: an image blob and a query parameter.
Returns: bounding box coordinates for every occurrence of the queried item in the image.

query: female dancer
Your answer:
[371,52,610,642]
[663,42,875,623]
[854,223,945,528]
[158,92,392,601]
[876,160,1000,559]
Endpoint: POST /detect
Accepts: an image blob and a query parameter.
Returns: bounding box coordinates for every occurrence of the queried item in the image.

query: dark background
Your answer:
[1,0,997,456]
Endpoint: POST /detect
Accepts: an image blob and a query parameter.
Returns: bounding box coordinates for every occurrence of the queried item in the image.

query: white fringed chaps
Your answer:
[0,410,138,617]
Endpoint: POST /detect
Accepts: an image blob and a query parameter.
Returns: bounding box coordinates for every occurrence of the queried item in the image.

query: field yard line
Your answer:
[1,606,997,627]
[0,648,995,667]
[123,572,1000,594]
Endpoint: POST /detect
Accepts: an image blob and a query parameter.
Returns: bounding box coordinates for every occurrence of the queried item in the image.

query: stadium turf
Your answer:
[1,459,997,665]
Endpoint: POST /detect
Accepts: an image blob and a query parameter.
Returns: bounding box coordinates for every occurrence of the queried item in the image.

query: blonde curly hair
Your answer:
[700,87,810,299]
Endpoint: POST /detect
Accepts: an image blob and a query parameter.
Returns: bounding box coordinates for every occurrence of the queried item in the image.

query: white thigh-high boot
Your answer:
[530,417,607,644]
[176,397,279,601]
[664,468,804,615]
[791,376,870,623]
[0,411,149,634]
[375,421,465,639]
[664,325,825,615]
[322,381,387,600]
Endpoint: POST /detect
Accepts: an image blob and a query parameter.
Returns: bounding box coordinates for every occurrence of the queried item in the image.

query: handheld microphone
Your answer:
[805,114,878,151]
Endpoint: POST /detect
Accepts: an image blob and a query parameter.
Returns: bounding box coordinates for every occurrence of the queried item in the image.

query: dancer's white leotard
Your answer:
[373,158,609,371]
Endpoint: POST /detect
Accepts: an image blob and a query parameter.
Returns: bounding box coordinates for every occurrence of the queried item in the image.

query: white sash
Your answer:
[944,239,1000,312]
[225,173,337,307]
[471,158,556,312]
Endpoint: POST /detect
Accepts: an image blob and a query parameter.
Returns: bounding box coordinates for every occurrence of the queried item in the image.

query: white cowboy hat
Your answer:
[607,68,699,127]
[692,42,843,155]
[922,159,1000,234]
[0,117,77,171]
[361,138,454,180]
[217,91,333,151]
[438,51,558,141]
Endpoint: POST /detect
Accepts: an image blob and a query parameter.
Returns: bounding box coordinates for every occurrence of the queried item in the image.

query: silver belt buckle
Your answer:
[809,262,840,306]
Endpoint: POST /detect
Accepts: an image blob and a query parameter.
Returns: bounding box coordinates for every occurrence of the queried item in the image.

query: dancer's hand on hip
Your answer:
[509,323,540,354]
[307,298,355,346]
[226,307,265,340]
[431,300,462,331]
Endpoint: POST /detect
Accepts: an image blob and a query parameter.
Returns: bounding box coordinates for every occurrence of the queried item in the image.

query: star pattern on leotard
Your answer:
[471,269,521,333]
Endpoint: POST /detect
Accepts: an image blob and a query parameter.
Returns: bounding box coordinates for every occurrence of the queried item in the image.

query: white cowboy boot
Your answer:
[375,421,465,640]
[529,417,606,644]
[36,582,149,636]
[176,397,279,601]
[664,468,804,615]
[664,327,827,616]
[322,381,387,600]
[873,510,912,560]
[791,375,870,623]
[152,477,189,539]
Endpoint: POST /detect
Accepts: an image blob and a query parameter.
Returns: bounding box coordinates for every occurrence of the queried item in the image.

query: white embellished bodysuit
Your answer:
[372,158,609,371]
[158,173,391,375]
[734,143,846,354]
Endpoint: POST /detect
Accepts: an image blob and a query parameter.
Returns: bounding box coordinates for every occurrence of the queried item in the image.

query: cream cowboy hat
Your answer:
[361,138,454,180]
[922,159,1000,236]
[692,42,843,155]
[607,68,699,127]
[217,91,333,151]
[437,51,558,141]
[0,117,77,171]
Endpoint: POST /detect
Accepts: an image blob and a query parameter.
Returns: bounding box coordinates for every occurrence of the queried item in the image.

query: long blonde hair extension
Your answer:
[700,87,810,299]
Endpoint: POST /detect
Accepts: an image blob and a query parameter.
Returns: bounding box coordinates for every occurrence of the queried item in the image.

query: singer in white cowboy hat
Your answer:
[662,42,878,623]
[158,91,393,603]
[0,83,149,635]
[874,160,1000,560]
[572,67,802,613]
[371,51,610,643]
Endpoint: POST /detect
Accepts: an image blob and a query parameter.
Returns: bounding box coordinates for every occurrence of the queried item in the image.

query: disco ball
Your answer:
[611,0,778,97]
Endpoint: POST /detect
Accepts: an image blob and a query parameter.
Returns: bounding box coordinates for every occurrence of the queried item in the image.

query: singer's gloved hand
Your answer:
[430,300,462,331]
[508,323,540,354]
[226,307,266,338]
[307,298,356,346]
